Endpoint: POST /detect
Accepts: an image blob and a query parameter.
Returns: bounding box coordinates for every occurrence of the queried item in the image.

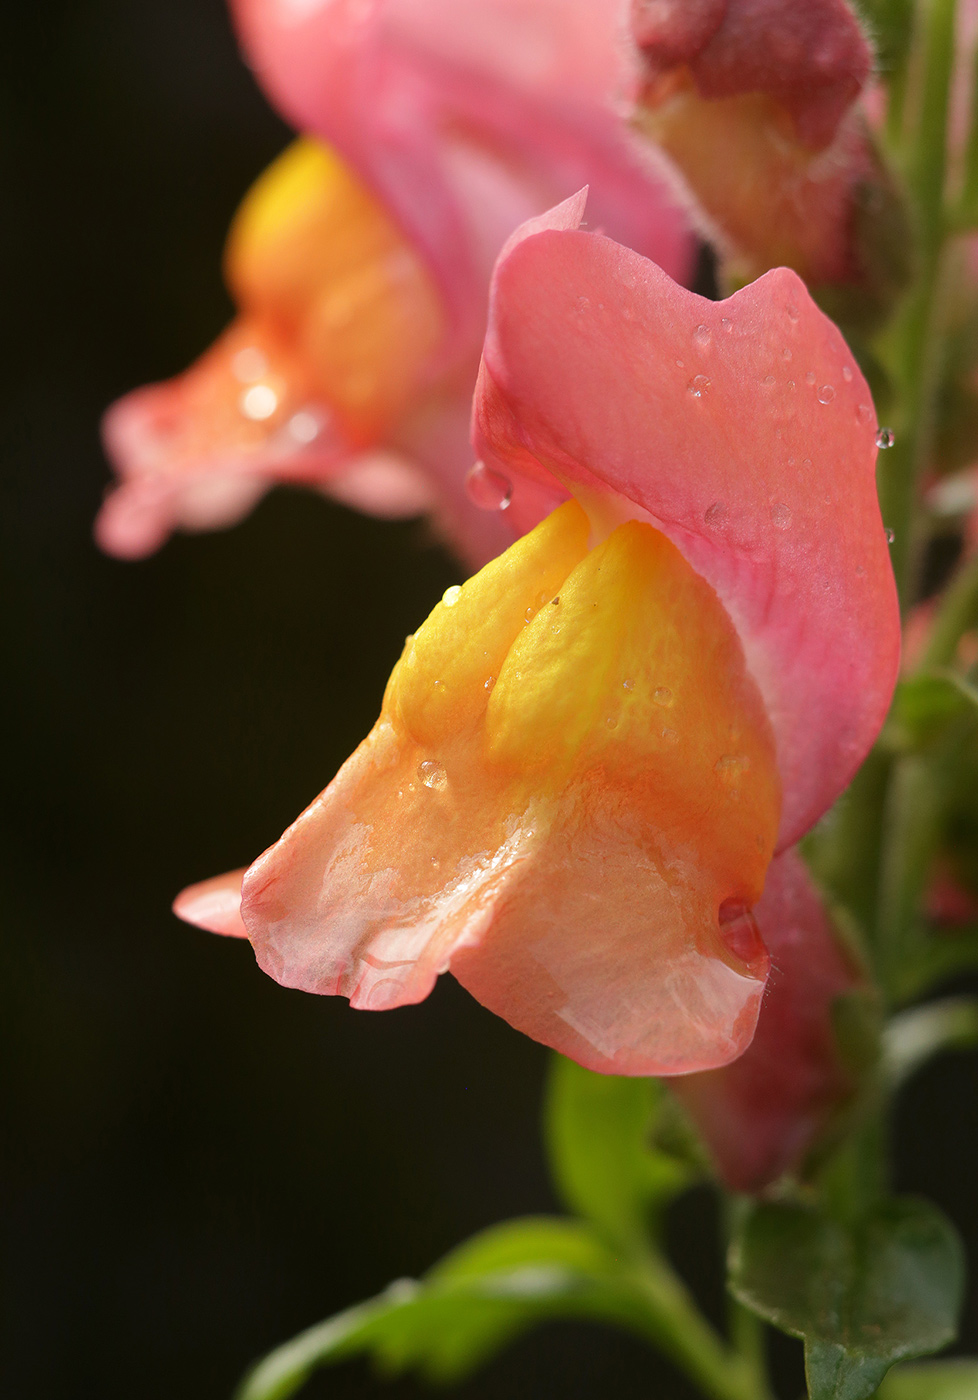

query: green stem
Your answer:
[877,0,958,606]
[630,1254,771,1400]
[921,550,978,667]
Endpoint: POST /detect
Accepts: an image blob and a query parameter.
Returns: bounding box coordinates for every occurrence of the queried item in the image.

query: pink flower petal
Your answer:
[230,0,693,346]
[474,209,900,844]
[173,869,249,938]
[672,848,860,1191]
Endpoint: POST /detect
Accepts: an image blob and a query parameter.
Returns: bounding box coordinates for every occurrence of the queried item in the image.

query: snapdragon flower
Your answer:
[177,195,899,1083]
[98,0,692,564]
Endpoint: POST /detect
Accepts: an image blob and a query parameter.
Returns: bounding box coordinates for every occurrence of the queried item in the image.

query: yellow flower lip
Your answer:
[234,501,783,1075]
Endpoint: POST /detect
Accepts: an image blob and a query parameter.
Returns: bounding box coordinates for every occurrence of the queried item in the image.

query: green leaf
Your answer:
[883,996,978,1088]
[544,1055,692,1252]
[729,1197,964,1400]
[877,1359,978,1398]
[890,673,978,751]
[235,1217,656,1400]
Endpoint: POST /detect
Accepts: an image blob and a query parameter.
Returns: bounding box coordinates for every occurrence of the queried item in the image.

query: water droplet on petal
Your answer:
[418,760,447,790]
[721,317,733,332]
[716,754,750,779]
[875,427,895,449]
[805,370,817,386]
[676,358,686,368]
[842,365,853,382]
[786,304,799,323]
[622,678,634,691]
[653,687,673,707]
[605,716,618,729]
[885,528,895,544]
[466,460,512,511]
[704,501,725,526]
[771,502,792,529]
[803,458,812,469]
[442,585,461,607]
[780,347,792,362]
[857,403,873,424]
[661,727,679,745]
[240,384,279,420]
[484,675,495,692]
[787,379,795,390]
[718,900,764,966]
[762,374,776,387]
[687,374,711,397]
[693,323,711,347]
[286,410,322,443]
[818,384,836,404]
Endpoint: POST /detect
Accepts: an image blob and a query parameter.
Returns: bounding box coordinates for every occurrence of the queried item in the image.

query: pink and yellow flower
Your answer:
[176,196,899,1083]
[97,0,692,564]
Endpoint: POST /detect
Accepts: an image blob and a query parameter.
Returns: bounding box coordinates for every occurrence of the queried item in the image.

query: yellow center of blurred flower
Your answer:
[225,138,445,441]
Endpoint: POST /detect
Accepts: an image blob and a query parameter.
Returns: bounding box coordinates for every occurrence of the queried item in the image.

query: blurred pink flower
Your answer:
[98,0,692,565]
[178,196,899,1081]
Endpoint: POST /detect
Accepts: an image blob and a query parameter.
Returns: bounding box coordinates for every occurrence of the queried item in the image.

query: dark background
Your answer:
[2,2,977,1397]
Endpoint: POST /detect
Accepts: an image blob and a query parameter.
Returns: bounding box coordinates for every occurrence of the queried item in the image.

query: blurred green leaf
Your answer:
[884,996,978,1088]
[544,1055,693,1252]
[235,1215,738,1400]
[897,926,978,1000]
[877,1359,978,1398]
[890,673,978,751]
[235,1217,622,1400]
[729,1197,964,1400]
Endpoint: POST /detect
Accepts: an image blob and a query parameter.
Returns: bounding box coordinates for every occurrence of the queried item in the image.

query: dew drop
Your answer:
[721,317,733,332]
[857,403,873,424]
[622,678,635,691]
[484,675,495,692]
[718,900,764,965]
[875,427,895,449]
[771,502,792,529]
[661,727,679,745]
[842,365,853,382]
[524,606,535,625]
[693,323,712,348]
[762,374,776,387]
[817,384,836,404]
[287,410,322,444]
[676,358,686,368]
[605,716,618,729]
[716,754,750,778]
[688,374,711,397]
[780,347,792,362]
[805,370,817,386]
[803,457,812,469]
[885,527,895,544]
[653,687,673,707]
[442,584,461,607]
[418,760,447,791]
[787,304,799,323]
[704,500,726,526]
[239,384,279,421]
[466,460,512,511]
